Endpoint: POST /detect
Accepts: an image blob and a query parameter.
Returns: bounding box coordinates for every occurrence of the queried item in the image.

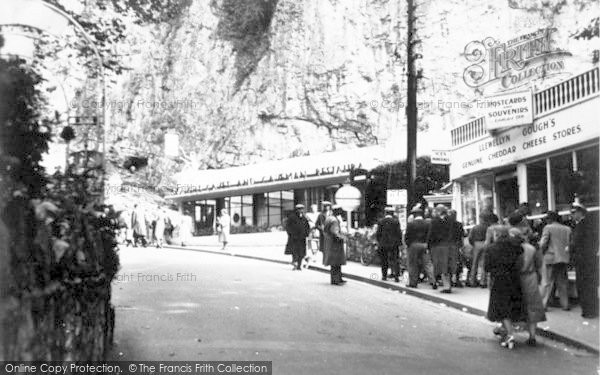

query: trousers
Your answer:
[540,262,569,309]
[407,242,429,286]
[379,245,400,279]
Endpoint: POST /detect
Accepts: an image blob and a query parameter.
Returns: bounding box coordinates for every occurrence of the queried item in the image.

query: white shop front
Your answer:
[451,68,599,226]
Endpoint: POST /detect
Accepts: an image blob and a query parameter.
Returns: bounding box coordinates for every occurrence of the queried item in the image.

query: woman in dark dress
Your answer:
[485,225,526,349]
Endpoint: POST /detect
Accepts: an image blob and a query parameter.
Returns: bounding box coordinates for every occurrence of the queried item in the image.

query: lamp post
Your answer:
[335,181,362,233]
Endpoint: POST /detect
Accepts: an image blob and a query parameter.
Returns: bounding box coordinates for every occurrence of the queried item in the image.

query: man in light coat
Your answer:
[539,210,572,310]
[323,205,347,285]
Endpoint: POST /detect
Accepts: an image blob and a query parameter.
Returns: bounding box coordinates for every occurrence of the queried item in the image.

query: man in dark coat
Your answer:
[323,206,347,285]
[376,211,403,282]
[427,204,454,293]
[570,203,599,318]
[405,207,431,288]
[448,209,466,288]
[285,204,311,270]
[315,201,332,252]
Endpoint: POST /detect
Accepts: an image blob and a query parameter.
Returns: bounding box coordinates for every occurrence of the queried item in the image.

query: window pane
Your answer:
[576,145,599,207]
[230,196,242,226]
[241,195,253,226]
[527,160,548,215]
[477,175,494,216]
[461,178,476,226]
[268,191,281,226]
[551,153,574,212]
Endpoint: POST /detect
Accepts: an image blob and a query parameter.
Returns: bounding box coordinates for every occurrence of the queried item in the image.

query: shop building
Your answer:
[166,146,392,235]
[450,68,599,227]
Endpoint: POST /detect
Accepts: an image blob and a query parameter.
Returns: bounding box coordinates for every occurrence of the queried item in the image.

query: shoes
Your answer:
[500,335,515,350]
[480,284,487,288]
[455,281,464,288]
[406,284,418,288]
[493,326,507,337]
[339,280,347,284]
[526,338,537,346]
[562,307,571,311]
[582,313,598,319]
[440,289,452,294]
[382,276,388,281]
[394,277,400,283]
[431,283,438,290]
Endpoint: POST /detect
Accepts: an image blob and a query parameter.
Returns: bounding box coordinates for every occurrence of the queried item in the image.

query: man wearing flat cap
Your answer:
[570,203,599,318]
[285,204,311,270]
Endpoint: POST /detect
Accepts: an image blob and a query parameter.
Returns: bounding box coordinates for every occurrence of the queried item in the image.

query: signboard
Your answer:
[386,189,407,206]
[450,96,600,179]
[431,150,451,165]
[480,90,533,130]
[463,28,571,92]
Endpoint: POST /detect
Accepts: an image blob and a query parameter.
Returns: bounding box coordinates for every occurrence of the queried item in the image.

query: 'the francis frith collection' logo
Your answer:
[463,28,571,91]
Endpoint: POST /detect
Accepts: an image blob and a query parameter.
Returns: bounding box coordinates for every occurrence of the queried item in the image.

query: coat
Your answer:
[131,207,147,236]
[217,214,231,243]
[285,212,310,257]
[485,237,526,322]
[539,222,571,264]
[323,216,346,266]
[519,242,546,323]
[376,216,402,249]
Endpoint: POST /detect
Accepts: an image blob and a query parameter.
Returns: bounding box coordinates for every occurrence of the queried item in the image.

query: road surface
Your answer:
[110,247,597,375]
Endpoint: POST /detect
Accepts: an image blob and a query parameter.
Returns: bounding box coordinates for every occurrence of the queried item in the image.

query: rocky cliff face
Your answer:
[101,0,597,191]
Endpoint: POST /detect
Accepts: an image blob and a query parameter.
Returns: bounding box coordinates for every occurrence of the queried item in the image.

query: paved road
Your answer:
[110,247,597,375]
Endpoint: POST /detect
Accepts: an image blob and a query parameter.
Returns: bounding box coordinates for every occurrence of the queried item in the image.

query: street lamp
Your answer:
[335,181,362,233]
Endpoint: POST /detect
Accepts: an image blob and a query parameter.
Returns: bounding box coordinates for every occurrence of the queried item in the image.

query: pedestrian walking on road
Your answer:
[427,204,454,293]
[323,205,347,285]
[285,204,311,270]
[376,211,403,282]
[131,204,148,247]
[154,208,167,248]
[179,214,193,247]
[508,216,546,347]
[217,209,231,250]
[570,203,599,319]
[405,207,432,288]
[538,210,572,311]
[485,225,526,350]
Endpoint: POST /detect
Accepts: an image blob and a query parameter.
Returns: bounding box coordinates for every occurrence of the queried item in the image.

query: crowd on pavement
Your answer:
[283,199,599,350]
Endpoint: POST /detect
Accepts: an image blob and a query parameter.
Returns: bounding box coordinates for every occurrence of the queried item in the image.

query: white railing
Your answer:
[451,67,600,148]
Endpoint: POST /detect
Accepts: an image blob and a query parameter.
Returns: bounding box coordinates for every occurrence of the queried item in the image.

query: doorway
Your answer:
[496,175,519,220]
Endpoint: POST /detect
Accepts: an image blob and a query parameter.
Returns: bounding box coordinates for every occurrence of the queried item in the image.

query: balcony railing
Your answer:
[451,67,600,147]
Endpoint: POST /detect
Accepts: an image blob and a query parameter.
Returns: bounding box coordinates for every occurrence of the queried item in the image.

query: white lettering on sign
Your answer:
[387,189,407,206]
[450,96,599,180]
[477,90,533,130]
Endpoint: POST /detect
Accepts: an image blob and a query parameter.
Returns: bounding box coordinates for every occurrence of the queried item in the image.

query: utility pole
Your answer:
[405,0,419,210]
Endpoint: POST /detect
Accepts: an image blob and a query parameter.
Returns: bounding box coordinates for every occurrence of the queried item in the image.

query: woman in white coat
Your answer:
[217,209,231,250]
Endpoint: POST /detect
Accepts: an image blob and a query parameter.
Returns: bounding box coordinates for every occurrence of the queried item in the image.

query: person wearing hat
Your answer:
[405,207,432,287]
[315,201,332,253]
[285,204,311,270]
[427,204,454,293]
[323,205,347,285]
[570,203,599,318]
[539,210,572,310]
[376,209,403,282]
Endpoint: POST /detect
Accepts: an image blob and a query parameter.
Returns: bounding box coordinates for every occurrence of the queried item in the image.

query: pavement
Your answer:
[164,232,600,354]
[110,246,597,375]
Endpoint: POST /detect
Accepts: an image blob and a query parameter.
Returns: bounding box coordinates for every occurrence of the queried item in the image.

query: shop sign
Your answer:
[463,28,571,92]
[450,97,600,179]
[431,150,451,165]
[479,90,533,130]
[386,189,407,206]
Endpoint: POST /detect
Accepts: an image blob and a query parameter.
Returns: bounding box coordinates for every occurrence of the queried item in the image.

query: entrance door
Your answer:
[496,176,519,220]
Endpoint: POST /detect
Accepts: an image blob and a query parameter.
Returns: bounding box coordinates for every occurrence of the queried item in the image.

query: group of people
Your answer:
[284,201,349,285]
[284,199,599,349]
[120,204,194,248]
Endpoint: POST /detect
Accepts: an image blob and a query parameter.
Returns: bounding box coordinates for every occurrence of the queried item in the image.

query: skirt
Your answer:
[431,244,451,276]
[520,272,546,323]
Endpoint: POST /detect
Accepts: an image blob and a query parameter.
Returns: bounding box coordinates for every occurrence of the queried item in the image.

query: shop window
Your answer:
[576,145,599,207]
[230,196,242,226]
[460,178,477,226]
[527,160,548,215]
[550,153,574,212]
[241,195,253,225]
[478,175,494,216]
[268,191,282,226]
